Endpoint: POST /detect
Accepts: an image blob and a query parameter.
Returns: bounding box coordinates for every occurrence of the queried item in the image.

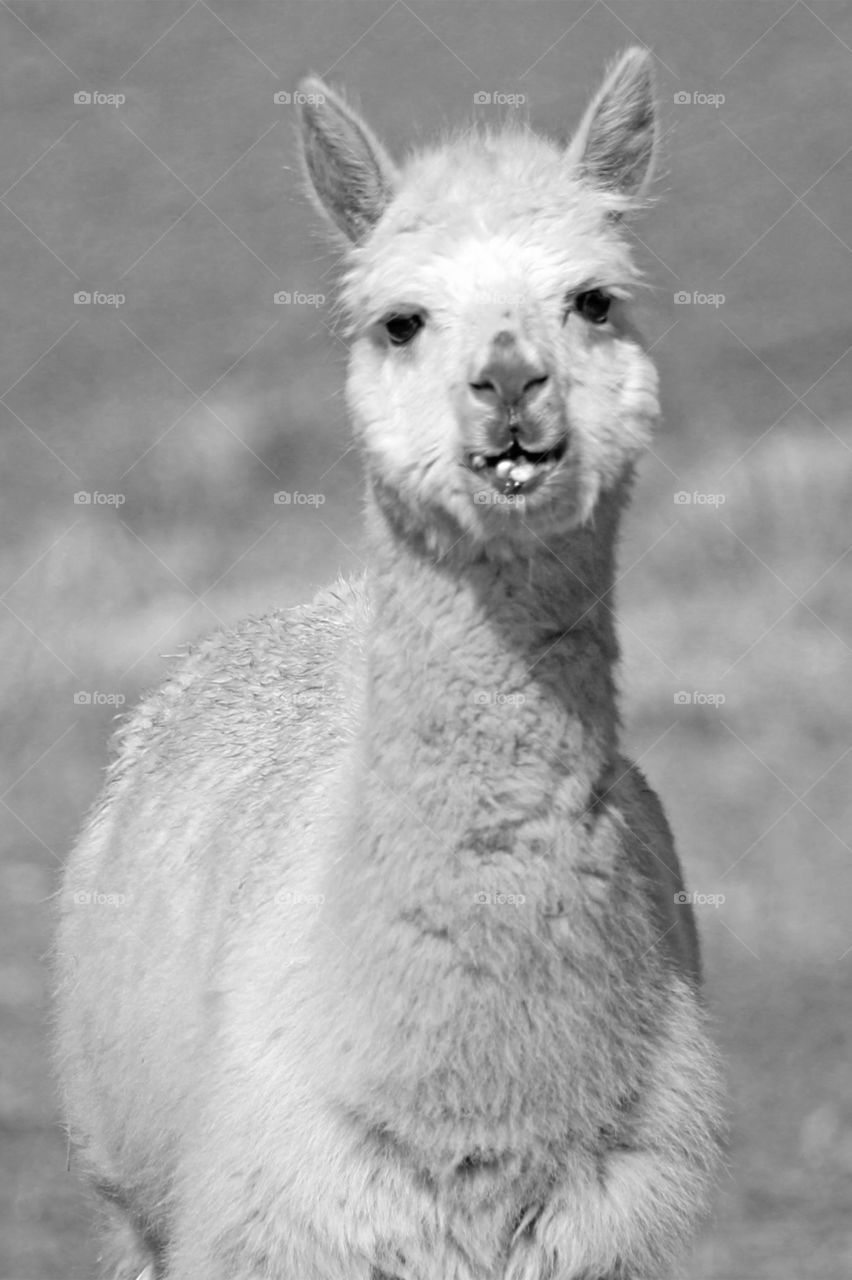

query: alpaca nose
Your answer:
[469,332,549,408]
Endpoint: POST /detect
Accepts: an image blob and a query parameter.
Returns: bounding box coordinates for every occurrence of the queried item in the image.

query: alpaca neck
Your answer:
[354,483,625,837]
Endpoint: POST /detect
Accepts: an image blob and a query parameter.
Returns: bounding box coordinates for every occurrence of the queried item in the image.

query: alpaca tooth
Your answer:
[495,459,513,479]
[470,453,486,470]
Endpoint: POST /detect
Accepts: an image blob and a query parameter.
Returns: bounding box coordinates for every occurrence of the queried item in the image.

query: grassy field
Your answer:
[1,4,851,1278]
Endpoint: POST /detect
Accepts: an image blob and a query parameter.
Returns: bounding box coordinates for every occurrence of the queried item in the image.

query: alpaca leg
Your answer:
[506,991,721,1280]
[92,1200,161,1280]
[164,1207,375,1280]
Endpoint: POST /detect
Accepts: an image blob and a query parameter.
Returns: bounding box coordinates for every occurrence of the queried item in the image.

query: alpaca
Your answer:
[55,48,724,1280]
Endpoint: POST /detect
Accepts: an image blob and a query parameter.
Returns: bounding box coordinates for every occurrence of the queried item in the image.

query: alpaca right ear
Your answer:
[567,47,657,199]
[298,77,398,242]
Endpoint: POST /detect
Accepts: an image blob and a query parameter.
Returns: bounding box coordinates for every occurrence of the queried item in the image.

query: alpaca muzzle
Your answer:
[467,433,568,496]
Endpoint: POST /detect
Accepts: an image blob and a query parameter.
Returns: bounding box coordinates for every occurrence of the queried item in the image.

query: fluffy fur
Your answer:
[54,48,724,1280]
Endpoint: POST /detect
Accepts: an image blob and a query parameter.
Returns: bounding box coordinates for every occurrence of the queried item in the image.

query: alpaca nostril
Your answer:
[523,374,549,397]
[469,379,496,395]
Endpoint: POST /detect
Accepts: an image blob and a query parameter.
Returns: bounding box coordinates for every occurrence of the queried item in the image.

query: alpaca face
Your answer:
[343,141,660,541]
[300,48,660,545]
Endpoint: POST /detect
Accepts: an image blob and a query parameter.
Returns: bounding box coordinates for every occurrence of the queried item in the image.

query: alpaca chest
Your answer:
[323,851,652,1175]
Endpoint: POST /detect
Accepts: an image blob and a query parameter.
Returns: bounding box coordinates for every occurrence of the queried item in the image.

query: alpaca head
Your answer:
[299,49,660,550]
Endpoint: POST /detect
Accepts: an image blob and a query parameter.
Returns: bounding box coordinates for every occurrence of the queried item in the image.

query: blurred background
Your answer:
[1,3,850,1277]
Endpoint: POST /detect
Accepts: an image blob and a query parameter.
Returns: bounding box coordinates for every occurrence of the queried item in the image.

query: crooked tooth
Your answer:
[495,459,513,479]
[470,453,487,471]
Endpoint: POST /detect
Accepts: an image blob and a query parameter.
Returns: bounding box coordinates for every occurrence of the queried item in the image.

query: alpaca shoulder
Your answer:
[106,575,368,796]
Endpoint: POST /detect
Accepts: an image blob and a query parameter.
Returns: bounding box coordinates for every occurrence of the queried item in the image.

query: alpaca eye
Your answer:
[573,289,611,325]
[384,314,424,346]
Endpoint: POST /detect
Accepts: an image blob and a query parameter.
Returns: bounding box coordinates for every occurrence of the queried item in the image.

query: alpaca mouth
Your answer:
[468,437,567,496]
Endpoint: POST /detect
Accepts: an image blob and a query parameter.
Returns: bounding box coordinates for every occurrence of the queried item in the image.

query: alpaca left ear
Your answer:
[567,47,657,199]
[298,77,398,243]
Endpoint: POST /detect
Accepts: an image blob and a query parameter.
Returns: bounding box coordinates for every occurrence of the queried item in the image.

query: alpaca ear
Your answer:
[567,47,657,199]
[298,77,398,242]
